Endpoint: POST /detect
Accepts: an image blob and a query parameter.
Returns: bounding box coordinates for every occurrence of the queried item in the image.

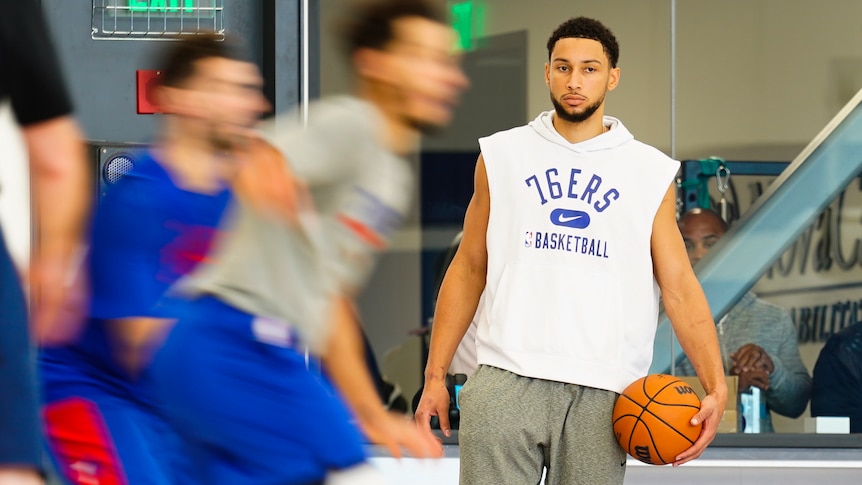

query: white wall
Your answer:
[323,0,862,160]
[675,0,862,160]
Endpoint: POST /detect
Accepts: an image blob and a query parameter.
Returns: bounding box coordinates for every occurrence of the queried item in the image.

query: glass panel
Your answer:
[315,0,862,442]
[669,0,862,437]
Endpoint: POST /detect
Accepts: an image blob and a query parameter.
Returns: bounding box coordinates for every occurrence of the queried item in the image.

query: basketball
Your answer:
[613,374,702,465]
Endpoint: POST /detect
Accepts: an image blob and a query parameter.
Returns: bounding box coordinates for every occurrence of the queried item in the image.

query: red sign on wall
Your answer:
[136,70,162,114]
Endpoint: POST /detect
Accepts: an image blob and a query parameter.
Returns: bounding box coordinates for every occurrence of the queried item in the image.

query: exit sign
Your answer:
[113,0,218,18]
[128,0,194,13]
[449,1,485,51]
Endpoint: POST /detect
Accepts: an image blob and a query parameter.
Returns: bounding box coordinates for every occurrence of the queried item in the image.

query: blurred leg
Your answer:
[151,297,368,485]
[0,230,42,476]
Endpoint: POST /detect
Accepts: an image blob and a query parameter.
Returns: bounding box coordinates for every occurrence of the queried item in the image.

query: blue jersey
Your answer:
[40,151,232,405]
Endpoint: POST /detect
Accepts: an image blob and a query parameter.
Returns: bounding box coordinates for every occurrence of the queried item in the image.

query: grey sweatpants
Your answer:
[458,365,626,485]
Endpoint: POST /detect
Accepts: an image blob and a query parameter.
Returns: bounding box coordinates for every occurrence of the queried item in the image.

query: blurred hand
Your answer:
[27,246,88,347]
[360,410,443,459]
[414,379,452,437]
[673,388,727,466]
[231,136,309,222]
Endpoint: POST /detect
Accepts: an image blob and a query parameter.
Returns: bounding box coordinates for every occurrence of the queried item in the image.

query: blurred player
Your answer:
[39,34,268,485]
[149,0,468,483]
[1,0,89,483]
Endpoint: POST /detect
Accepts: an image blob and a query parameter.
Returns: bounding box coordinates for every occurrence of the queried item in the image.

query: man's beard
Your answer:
[550,92,604,123]
[400,107,450,136]
[406,117,446,136]
[208,124,247,153]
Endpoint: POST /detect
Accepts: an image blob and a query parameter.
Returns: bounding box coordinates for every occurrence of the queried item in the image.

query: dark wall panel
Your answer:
[42,1,298,144]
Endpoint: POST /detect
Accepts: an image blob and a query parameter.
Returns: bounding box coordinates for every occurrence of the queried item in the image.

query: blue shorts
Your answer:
[0,227,41,469]
[43,390,174,485]
[149,296,366,485]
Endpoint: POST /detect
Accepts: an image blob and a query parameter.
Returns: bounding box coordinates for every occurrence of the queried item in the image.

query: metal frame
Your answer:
[91,0,225,40]
[679,159,789,214]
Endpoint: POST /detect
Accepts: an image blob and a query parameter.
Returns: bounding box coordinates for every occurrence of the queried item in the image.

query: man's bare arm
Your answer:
[321,296,442,459]
[651,183,727,465]
[415,155,489,436]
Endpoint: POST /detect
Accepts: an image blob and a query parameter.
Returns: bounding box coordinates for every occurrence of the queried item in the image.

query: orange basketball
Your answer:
[612,374,702,465]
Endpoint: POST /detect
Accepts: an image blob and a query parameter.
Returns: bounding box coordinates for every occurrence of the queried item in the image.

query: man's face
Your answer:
[168,57,269,148]
[379,16,468,132]
[679,213,727,267]
[544,37,619,123]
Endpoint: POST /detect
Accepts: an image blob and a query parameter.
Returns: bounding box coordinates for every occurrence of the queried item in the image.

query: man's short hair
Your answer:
[157,33,249,89]
[546,17,620,68]
[340,0,448,56]
[679,207,730,232]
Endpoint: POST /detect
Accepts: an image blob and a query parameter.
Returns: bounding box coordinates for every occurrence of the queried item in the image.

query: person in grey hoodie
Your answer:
[675,208,812,433]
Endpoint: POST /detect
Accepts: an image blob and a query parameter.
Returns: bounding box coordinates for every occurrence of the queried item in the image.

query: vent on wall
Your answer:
[94,143,149,198]
[91,0,224,40]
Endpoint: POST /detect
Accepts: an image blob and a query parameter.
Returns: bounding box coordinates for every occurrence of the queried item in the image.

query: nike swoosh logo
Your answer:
[558,214,583,223]
[550,208,591,229]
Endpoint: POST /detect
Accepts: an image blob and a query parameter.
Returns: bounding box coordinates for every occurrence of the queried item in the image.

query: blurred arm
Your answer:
[107,317,173,377]
[24,116,90,341]
[321,296,441,459]
[231,136,304,223]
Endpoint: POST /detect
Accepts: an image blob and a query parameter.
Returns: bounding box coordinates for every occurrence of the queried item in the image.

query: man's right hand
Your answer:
[414,379,452,437]
[359,410,443,459]
[231,136,307,222]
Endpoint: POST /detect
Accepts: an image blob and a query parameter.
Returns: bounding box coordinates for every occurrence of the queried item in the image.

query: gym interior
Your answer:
[2,1,862,483]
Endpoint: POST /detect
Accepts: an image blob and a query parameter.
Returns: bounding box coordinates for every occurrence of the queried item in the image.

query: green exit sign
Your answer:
[449,1,485,51]
[126,0,196,14]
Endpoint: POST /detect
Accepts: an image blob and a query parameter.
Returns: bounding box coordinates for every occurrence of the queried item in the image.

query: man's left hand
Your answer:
[673,388,727,466]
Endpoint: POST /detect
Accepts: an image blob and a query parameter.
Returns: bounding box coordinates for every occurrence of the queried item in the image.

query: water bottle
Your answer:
[740,386,766,433]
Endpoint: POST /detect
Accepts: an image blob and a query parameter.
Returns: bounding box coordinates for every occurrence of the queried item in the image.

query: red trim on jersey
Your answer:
[337,214,387,250]
[43,398,128,485]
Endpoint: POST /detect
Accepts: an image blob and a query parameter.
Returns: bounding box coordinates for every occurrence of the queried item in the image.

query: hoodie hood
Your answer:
[529,111,634,153]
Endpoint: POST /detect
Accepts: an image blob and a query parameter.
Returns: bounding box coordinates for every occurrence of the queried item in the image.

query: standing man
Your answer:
[0,0,89,483]
[149,0,468,483]
[675,208,811,432]
[416,17,726,484]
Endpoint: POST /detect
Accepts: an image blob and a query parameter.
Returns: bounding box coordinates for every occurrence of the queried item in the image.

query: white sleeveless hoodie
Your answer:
[476,112,679,393]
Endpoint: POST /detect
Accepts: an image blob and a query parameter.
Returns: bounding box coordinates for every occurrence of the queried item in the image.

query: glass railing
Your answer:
[652,87,862,439]
[652,87,862,374]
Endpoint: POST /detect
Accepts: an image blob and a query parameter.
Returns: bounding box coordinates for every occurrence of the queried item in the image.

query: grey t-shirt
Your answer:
[177,95,412,352]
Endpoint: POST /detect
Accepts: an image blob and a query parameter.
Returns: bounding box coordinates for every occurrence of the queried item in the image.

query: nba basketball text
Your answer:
[524,231,609,258]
